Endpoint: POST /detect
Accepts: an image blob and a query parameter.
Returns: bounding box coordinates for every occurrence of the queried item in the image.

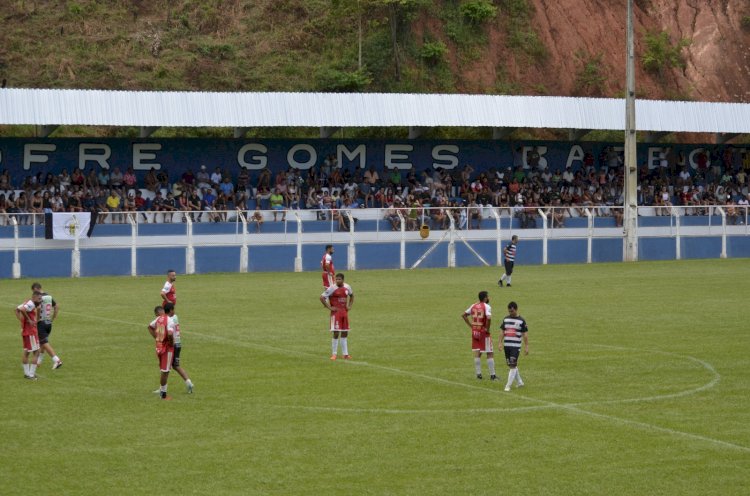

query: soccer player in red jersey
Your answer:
[161,269,177,307]
[15,291,43,380]
[462,290,497,381]
[148,303,175,400]
[321,245,335,288]
[320,273,354,360]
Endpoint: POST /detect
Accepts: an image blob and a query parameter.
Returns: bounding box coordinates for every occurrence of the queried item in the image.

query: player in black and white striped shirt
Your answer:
[499,301,528,392]
[498,235,518,287]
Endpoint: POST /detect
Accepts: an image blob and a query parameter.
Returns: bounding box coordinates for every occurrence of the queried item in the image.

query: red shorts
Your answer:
[157,347,174,372]
[471,330,493,353]
[23,333,40,352]
[329,310,350,332]
[322,272,334,288]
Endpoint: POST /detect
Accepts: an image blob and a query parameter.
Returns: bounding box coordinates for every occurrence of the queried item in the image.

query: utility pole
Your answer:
[624,0,639,261]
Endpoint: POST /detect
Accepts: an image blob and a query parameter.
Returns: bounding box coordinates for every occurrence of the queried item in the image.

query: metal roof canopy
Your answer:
[1,88,749,135]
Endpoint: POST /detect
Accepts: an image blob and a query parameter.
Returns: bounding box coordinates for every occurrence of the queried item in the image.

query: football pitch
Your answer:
[1,259,748,495]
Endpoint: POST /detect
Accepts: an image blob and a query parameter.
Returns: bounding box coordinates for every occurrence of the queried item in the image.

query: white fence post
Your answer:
[185,215,195,275]
[11,217,21,279]
[347,210,356,271]
[294,211,303,272]
[239,212,249,273]
[447,210,456,268]
[672,207,681,260]
[538,208,548,265]
[397,210,406,270]
[715,206,727,259]
[584,208,593,264]
[128,213,138,276]
[490,207,502,266]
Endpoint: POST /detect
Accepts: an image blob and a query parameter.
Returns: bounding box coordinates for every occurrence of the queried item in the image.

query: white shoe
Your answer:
[517,382,524,388]
[504,386,511,392]
[52,360,63,370]
[186,382,194,394]
[152,388,161,394]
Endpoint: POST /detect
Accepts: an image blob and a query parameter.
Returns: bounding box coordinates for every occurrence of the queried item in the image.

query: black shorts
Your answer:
[504,346,520,367]
[38,321,52,345]
[172,345,182,367]
[504,260,514,275]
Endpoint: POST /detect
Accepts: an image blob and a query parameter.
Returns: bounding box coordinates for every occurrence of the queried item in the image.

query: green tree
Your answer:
[641,30,690,78]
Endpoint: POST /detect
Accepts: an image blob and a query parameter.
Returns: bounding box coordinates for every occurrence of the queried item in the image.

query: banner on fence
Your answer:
[44,212,93,239]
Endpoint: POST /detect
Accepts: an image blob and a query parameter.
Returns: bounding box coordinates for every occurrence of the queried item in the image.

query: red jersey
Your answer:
[321,252,334,275]
[322,283,353,314]
[17,300,38,336]
[161,280,176,305]
[464,301,491,333]
[150,314,173,353]
[321,252,335,288]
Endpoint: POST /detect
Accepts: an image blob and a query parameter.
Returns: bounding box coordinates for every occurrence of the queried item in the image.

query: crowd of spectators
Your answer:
[1,146,749,229]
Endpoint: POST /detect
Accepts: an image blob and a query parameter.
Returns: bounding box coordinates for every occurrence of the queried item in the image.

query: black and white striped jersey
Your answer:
[500,315,527,348]
[504,243,517,263]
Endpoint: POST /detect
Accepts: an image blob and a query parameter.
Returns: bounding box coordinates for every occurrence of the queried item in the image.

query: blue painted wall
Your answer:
[2,235,748,277]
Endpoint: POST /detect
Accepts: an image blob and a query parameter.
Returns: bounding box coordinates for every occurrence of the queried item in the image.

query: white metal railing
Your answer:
[1,205,749,277]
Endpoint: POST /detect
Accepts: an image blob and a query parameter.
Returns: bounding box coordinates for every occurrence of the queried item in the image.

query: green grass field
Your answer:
[1,260,749,495]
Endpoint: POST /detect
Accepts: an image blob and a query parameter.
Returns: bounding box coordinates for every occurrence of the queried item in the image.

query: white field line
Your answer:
[3,304,747,453]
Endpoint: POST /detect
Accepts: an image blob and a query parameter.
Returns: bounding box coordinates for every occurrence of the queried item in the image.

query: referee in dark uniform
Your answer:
[498,235,518,287]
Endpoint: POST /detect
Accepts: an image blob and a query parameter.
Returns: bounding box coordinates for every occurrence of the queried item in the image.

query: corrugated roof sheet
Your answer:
[0,89,748,133]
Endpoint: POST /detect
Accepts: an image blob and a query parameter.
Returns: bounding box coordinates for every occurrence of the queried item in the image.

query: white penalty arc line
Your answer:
[6,304,748,453]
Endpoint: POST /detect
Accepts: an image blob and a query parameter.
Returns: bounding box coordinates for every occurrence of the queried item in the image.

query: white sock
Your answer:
[488,358,496,377]
[53,355,60,363]
[331,338,339,356]
[474,357,482,375]
[340,337,349,355]
[160,385,167,393]
[23,363,30,376]
[505,369,515,389]
[515,369,523,385]
[500,274,507,281]
[186,379,193,387]
[507,275,512,285]
[30,363,37,376]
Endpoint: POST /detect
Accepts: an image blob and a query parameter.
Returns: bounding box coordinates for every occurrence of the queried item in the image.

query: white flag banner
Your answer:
[45,212,92,240]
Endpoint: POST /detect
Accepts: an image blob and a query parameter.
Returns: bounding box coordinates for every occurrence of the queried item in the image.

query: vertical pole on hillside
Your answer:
[185,215,195,275]
[12,217,21,279]
[624,0,639,261]
[128,213,138,276]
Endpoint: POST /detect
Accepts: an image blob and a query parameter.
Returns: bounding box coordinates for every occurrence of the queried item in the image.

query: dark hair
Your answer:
[507,301,518,310]
[154,306,164,314]
[163,302,175,313]
[325,244,333,251]
[167,269,175,274]
[478,291,488,301]
[335,273,345,280]
[31,282,42,291]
